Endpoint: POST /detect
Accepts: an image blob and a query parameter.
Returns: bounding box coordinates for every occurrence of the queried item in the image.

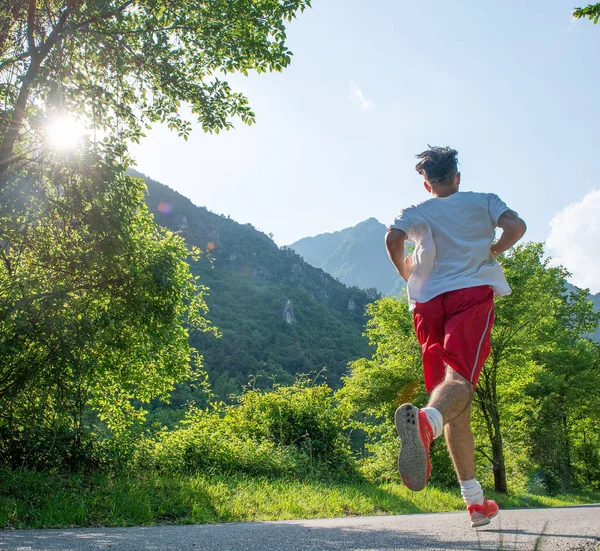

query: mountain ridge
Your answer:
[134,171,377,398]
[290,218,404,296]
[291,218,600,341]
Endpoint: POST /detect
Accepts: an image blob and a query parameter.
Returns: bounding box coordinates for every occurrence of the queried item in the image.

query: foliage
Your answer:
[143,173,374,400]
[337,298,422,422]
[0,0,311,184]
[337,298,455,485]
[477,243,600,492]
[143,408,299,478]
[574,3,600,23]
[0,156,214,468]
[234,379,355,471]
[141,379,356,478]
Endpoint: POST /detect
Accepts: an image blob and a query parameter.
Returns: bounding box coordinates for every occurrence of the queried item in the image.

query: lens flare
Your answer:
[157,201,173,214]
[45,114,85,151]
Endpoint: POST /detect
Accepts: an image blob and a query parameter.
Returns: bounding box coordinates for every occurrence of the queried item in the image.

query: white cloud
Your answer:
[349,81,375,111]
[546,189,600,294]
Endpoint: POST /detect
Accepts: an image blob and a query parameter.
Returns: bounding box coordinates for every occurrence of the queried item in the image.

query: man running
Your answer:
[385,146,526,528]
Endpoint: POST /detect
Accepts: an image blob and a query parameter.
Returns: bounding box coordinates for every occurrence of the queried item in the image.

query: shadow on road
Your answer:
[2,516,599,551]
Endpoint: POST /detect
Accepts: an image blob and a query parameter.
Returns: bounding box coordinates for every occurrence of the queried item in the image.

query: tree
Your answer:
[339,244,600,493]
[573,3,600,23]
[339,297,422,421]
[0,0,310,467]
[475,243,599,492]
[0,156,219,467]
[0,0,311,185]
[336,298,455,483]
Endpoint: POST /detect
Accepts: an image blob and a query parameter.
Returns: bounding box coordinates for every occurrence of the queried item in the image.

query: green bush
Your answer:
[0,424,97,472]
[232,380,355,475]
[143,408,299,477]
[141,380,356,479]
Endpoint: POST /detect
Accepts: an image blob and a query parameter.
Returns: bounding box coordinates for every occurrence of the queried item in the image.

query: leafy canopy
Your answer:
[1,0,311,464]
[0,156,216,441]
[0,0,311,184]
[339,243,600,490]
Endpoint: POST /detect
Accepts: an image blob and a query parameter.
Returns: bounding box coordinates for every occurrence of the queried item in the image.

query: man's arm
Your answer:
[385,229,411,281]
[491,210,527,258]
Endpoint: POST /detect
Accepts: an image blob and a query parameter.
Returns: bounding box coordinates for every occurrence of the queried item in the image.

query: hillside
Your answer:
[137,172,376,399]
[290,218,404,296]
[293,220,599,341]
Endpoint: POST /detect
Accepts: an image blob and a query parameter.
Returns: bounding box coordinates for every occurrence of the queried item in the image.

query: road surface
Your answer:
[1,505,599,551]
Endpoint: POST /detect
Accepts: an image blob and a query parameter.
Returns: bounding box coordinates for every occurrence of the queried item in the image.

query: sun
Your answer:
[45,114,86,151]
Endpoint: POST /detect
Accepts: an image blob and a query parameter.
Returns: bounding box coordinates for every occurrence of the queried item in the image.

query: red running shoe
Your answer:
[468,498,499,528]
[394,403,433,491]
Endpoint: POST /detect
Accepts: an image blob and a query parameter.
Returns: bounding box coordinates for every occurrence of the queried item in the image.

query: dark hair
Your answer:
[415,145,458,184]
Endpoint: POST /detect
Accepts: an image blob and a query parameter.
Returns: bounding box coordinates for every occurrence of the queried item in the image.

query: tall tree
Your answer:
[0,0,310,466]
[475,243,599,492]
[0,0,311,185]
[0,157,217,468]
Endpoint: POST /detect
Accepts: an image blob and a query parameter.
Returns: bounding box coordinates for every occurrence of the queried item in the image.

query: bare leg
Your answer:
[427,367,476,481]
[445,403,475,481]
[395,367,476,491]
[427,366,473,424]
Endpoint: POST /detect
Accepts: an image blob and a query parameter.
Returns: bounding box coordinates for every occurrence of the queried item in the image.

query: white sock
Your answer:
[460,478,484,507]
[422,407,443,439]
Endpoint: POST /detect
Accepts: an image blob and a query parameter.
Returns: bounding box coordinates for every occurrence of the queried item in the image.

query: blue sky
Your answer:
[131,0,600,292]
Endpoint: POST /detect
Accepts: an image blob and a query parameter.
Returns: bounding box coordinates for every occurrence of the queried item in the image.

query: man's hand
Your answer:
[385,229,411,281]
[491,210,527,258]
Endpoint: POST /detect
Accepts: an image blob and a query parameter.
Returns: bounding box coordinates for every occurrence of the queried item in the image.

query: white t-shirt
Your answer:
[388,191,512,310]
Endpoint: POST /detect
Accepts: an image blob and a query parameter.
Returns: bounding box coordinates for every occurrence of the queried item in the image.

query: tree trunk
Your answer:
[491,424,508,493]
[475,356,508,493]
[0,2,72,188]
[561,409,573,489]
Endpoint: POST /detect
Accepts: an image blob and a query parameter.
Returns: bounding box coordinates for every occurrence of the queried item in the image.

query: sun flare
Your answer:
[45,115,86,151]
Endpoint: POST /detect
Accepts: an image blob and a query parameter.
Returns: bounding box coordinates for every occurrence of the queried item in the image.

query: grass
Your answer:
[1,469,599,529]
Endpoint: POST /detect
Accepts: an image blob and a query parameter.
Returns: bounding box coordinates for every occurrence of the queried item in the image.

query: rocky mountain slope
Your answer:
[292,219,600,341]
[138,172,377,398]
[290,218,404,296]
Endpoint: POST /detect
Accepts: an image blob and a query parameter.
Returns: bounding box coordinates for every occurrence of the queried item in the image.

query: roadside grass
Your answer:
[1,469,599,529]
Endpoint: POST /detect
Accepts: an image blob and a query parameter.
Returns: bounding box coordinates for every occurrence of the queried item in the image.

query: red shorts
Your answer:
[413,286,495,393]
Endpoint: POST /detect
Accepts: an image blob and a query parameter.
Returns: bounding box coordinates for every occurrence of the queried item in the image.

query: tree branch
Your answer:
[62,0,135,36]
[0,241,12,276]
[476,446,494,463]
[0,51,36,75]
[27,0,38,62]
[0,3,73,187]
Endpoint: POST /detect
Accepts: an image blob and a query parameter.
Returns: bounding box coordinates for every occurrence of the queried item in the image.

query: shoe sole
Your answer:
[395,403,428,491]
[471,509,499,528]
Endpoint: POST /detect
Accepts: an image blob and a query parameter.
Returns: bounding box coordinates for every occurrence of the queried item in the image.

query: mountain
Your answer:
[290,218,404,297]
[293,220,600,341]
[137,171,377,398]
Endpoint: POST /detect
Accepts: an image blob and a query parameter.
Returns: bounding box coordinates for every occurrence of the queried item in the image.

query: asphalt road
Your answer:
[1,505,599,551]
